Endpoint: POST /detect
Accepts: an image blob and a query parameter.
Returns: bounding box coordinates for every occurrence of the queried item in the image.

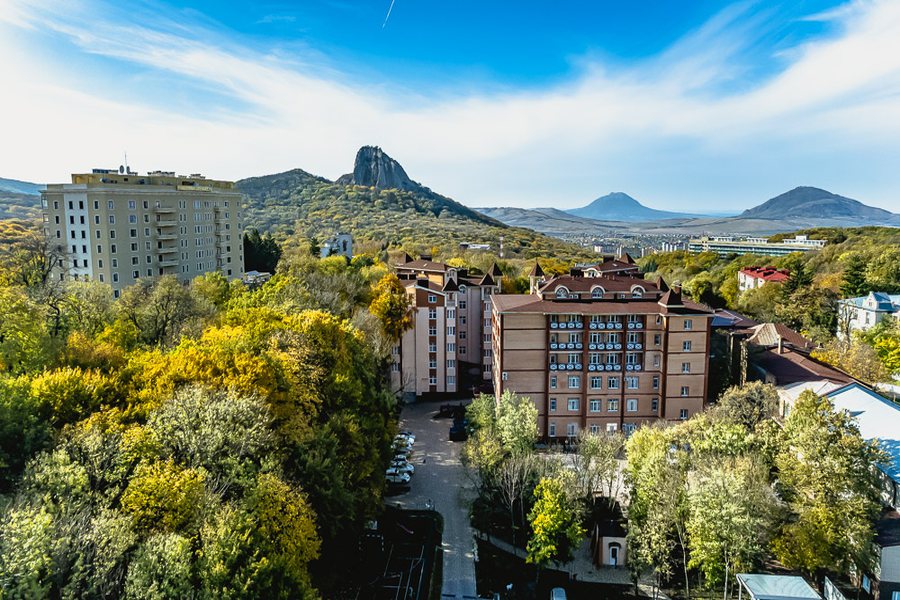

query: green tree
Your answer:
[713,382,779,431]
[772,390,885,578]
[526,476,584,568]
[841,253,869,297]
[368,273,413,341]
[124,532,193,600]
[495,390,539,456]
[116,276,199,346]
[686,457,778,596]
[243,229,282,273]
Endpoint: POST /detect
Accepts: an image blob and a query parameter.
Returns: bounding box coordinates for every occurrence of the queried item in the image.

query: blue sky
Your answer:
[2,0,900,212]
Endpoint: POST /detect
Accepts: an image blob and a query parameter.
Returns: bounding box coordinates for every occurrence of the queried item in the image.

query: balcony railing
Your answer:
[549,362,583,371]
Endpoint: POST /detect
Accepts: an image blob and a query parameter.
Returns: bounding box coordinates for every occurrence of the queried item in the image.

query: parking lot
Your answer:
[389,401,478,600]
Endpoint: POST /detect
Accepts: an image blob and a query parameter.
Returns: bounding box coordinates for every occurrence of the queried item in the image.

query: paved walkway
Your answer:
[475,530,670,599]
[390,401,478,600]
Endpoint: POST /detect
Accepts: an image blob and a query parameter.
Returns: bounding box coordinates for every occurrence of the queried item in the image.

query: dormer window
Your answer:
[591,287,604,299]
[631,286,645,299]
[555,286,570,299]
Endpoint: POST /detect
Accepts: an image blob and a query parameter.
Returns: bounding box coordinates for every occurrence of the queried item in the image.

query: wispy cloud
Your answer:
[1,0,900,211]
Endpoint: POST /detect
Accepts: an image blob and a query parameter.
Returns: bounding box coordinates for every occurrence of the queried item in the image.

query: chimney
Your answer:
[777,337,784,354]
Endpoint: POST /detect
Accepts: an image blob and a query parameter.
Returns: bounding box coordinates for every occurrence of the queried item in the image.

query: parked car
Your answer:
[397,431,416,443]
[449,422,468,441]
[390,460,415,475]
[385,471,411,485]
[393,438,413,451]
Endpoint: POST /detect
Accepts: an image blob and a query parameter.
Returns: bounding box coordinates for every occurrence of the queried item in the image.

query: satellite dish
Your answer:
[119,165,125,174]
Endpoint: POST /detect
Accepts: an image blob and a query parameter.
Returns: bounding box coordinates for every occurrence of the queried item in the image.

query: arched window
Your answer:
[555,286,570,299]
[631,286,645,299]
[591,286,605,299]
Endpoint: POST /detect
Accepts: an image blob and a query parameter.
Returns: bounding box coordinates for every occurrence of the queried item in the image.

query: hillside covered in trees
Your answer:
[638,227,900,382]
[236,148,590,260]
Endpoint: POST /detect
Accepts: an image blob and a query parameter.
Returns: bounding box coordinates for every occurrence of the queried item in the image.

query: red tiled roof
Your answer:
[740,266,790,283]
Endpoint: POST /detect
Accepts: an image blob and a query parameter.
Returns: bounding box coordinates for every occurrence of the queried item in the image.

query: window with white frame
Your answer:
[567,398,579,411]
[447,343,456,352]
[568,375,580,389]
[429,343,437,352]
[429,308,437,319]
[684,319,693,330]
[681,386,690,396]
[651,398,659,412]
[550,375,557,389]
[566,423,578,437]
[606,423,617,432]
[652,376,660,390]
[626,398,638,412]
[448,375,456,385]
[679,408,689,420]
[549,398,557,412]
[626,376,639,389]
[683,340,692,351]
[608,398,619,412]
[682,362,691,373]
[589,399,601,412]
[428,294,437,303]
[429,326,437,336]
[608,377,619,390]
[590,424,600,434]
[447,359,456,368]
[549,422,557,437]
[429,376,437,385]
[590,376,602,390]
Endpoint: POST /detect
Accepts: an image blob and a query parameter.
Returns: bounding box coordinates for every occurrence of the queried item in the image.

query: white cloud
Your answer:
[1,0,900,212]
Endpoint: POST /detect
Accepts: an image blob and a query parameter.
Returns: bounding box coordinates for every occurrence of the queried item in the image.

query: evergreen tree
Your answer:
[841,254,868,298]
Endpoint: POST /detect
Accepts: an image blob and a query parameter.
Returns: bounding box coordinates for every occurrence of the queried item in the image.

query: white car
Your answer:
[393,437,413,449]
[391,461,415,475]
[385,471,411,485]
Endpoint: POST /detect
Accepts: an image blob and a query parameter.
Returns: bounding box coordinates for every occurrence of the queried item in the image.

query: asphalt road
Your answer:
[391,401,478,600]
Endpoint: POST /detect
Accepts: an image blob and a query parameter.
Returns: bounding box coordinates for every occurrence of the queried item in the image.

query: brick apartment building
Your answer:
[390,256,501,400]
[491,262,714,439]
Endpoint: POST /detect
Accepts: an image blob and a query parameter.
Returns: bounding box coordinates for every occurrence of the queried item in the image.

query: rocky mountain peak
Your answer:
[336,146,420,191]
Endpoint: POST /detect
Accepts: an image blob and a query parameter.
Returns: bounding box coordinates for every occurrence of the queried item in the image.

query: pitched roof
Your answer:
[619,252,635,265]
[395,259,449,273]
[529,261,545,278]
[490,263,503,277]
[491,294,712,316]
[539,274,659,295]
[751,347,852,386]
[478,272,495,286]
[711,309,758,329]
[736,575,821,600]
[826,382,900,481]
[658,288,683,307]
[657,276,669,292]
[740,266,791,283]
[747,323,814,351]
[442,278,459,292]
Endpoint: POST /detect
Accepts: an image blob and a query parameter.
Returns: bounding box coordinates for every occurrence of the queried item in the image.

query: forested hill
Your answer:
[237,146,587,259]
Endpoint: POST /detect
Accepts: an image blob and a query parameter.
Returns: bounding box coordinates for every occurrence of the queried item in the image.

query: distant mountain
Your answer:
[475,206,632,236]
[0,177,43,196]
[236,147,585,258]
[566,192,703,222]
[739,186,896,221]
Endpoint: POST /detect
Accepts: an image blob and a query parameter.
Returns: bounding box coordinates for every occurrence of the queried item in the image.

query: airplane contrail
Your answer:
[382,0,396,28]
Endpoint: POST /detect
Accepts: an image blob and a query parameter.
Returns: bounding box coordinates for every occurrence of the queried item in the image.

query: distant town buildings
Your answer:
[319,232,353,259]
[41,168,244,297]
[491,261,713,439]
[689,235,826,257]
[738,266,791,292]
[390,256,500,400]
[838,292,900,339]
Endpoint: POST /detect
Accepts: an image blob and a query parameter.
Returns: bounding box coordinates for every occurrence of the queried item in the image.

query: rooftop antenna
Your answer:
[124,151,129,174]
